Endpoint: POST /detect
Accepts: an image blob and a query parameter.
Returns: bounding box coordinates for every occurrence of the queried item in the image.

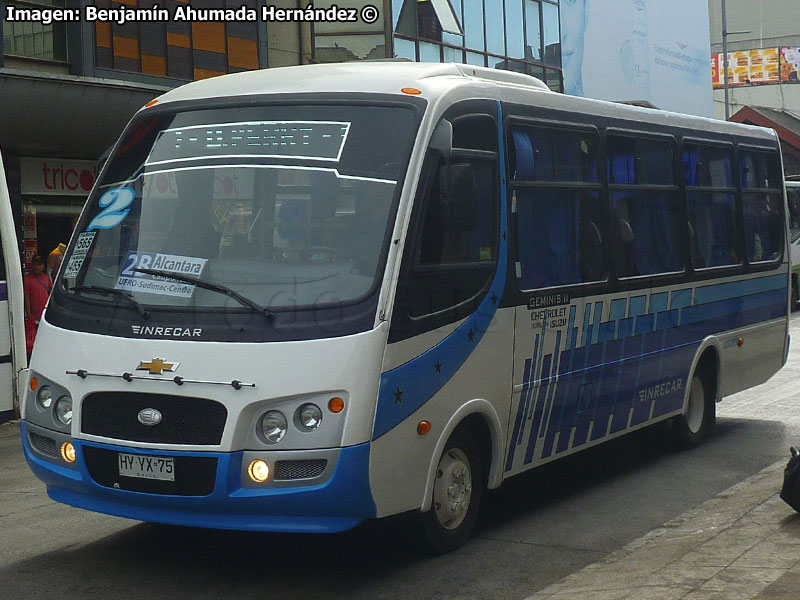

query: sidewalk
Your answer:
[525,458,800,600]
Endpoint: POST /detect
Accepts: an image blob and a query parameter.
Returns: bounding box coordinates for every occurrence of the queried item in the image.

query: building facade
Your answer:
[708,0,800,175]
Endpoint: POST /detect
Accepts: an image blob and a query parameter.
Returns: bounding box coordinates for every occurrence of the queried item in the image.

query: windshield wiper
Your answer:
[134,268,275,322]
[69,285,150,319]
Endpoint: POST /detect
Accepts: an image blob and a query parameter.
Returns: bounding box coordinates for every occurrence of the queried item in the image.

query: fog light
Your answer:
[60,442,76,463]
[247,459,269,483]
[55,396,73,426]
[297,403,322,431]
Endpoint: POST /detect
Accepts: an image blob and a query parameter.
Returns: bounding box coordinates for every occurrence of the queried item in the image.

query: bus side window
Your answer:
[408,155,497,317]
[391,113,500,335]
[607,135,683,278]
[683,143,739,269]
[740,149,784,263]
[510,124,606,289]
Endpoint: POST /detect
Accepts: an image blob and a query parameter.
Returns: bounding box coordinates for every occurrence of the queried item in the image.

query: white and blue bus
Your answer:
[21,63,790,553]
[0,147,26,424]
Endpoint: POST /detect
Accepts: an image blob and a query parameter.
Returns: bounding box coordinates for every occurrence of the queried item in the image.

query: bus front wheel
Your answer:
[417,428,483,554]
[673,372,714,448]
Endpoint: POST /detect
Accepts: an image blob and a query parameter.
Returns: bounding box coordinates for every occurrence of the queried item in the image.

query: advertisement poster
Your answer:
[782,47,800,83]
[712,48,779,87]
[560,0,714,118]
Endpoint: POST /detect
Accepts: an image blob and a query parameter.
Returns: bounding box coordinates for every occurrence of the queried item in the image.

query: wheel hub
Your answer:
[433,448,472,530]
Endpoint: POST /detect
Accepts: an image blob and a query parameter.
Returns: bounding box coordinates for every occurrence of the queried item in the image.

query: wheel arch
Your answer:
[683,338,722,414]
[420,399,504,513]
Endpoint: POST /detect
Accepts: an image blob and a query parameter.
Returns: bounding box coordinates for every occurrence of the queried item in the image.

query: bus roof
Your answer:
[150,61,777,143]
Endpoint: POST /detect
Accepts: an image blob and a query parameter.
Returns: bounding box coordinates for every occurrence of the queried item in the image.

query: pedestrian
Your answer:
[23,254,52,358]
[47,242,67,280]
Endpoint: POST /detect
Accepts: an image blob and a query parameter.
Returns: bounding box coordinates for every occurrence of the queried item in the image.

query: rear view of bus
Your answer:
[21,66,424,534]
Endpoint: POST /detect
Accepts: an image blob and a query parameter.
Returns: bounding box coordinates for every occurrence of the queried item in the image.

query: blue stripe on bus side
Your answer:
[0,282,7,301]
[372,101,510,441]
[504,277,787,468]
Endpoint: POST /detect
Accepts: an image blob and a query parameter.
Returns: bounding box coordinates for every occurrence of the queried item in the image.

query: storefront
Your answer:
[18,157,98,272]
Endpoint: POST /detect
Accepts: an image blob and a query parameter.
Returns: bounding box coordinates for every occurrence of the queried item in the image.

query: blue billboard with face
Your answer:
[560,0,714,118]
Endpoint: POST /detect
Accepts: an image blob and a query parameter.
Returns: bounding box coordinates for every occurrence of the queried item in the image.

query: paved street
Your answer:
[1,314,800,599]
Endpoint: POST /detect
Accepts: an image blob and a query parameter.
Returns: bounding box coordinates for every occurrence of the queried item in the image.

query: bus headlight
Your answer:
[36,386,53,410]
[296,403,323,431]
[259,410,287,444]
[55,396,73,426]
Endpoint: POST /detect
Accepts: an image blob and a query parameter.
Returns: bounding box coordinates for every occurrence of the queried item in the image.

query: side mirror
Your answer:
[439,163,478,232]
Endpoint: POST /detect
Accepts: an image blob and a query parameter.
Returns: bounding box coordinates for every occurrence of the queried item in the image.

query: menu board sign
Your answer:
[713,47,800,88]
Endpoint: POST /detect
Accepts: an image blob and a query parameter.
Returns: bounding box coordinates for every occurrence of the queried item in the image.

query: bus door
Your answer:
[0,148,25,421]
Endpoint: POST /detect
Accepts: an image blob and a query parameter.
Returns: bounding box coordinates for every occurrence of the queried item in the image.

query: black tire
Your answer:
[416,428,483,554]
[673,371,715,449]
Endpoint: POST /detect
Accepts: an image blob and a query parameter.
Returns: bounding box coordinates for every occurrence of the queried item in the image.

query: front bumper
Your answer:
[21,421,376,533]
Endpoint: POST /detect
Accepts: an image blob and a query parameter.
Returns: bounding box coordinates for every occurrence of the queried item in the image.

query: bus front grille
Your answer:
[274,459,328,480]
[29,432,58,457]
[81,392,227,445]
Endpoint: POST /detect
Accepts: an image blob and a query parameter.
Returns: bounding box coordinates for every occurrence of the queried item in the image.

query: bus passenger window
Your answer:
[607,134,682,277]
[516,189,605,288]
[740,150,783,263]
[683,143,739,269]
[509,124,604,289]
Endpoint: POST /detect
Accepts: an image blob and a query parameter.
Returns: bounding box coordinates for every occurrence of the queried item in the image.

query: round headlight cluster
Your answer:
[36,386,53,410]
[55,396,73,426]
[297,403,323,431]
[260,410,287,444]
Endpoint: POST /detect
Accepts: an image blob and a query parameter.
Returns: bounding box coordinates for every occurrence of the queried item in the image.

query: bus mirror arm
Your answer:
[429,119,453,161]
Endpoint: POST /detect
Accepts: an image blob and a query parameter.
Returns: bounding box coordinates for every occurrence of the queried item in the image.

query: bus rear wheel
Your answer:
[673,372,714,448]
[417,428,483,554]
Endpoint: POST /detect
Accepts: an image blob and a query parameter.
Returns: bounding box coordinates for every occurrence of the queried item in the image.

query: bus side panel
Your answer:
[503,270,788,476]
[368,308,514,518]
[0,150,25,422]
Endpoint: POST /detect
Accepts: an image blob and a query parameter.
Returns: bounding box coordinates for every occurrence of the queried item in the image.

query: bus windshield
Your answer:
[61,104,418,315]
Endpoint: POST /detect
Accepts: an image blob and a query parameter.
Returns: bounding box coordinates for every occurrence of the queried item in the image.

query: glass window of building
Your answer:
[3,0,68,62]
[391,0,563,92]
[542,0,560,67]
[524,0,542,61]
[484,0,506,56]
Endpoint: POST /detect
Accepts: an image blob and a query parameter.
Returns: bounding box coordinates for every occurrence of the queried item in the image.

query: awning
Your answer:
[0,69,171,160]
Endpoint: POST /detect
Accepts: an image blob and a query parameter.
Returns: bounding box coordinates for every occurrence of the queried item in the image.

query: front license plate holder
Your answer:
[118,452,175,481]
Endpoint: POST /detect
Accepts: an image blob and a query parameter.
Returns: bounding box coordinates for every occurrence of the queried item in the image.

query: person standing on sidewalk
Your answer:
[23,254,52,358]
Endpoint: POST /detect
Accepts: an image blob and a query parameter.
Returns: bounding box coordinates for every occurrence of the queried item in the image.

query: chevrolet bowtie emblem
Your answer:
[137,358,179,375]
